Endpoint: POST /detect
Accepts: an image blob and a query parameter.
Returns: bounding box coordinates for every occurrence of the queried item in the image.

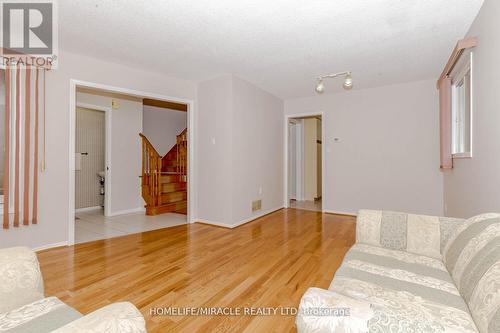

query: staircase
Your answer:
[140,129,187,215]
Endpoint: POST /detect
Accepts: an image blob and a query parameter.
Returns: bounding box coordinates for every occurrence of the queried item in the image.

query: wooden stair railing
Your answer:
[176,129,188,182]
[139,133,162,209]
[140,128,188,215]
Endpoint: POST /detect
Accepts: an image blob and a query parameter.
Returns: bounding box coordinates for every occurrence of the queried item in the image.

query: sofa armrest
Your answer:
[51,302,146,333]
[0,247,44,313]
[356,209,465,259]
[296,287,373,333]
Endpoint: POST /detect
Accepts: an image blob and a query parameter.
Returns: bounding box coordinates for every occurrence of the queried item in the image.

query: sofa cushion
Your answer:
[356,210,465,259]
[0,247,44,313]
[0,297,81,333]
[443,213,500,333]
[329,244,478,332]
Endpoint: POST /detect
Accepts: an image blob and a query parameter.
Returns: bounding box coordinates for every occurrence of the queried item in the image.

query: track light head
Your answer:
[343,73,353,90]
[315,80,325,94]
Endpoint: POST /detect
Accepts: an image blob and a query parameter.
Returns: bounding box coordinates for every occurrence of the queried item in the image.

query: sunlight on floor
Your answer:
[75,209,187,244]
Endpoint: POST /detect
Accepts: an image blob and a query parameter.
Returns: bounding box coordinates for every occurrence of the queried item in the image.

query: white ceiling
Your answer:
[59,0,483,99]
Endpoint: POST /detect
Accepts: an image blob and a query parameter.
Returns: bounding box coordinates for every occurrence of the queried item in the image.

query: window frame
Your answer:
[450,52,473,159]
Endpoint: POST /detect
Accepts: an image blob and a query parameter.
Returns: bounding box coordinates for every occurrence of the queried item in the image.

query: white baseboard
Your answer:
[234,206,283,227]
[75,206,102,213]
[323,209,357,217]
[107,207,145,217]
[33,241,68,252]
[197,206,283,229]
[196,219,234,228]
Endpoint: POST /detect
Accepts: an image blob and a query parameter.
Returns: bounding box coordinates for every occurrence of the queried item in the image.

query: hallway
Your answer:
[289,199,322,212]
[75,209,186,244]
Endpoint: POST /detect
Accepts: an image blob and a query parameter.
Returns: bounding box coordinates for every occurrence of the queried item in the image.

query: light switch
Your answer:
[211,137,216,145]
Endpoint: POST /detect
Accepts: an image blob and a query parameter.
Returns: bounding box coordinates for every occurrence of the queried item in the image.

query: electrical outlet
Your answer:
[252,200,262,212]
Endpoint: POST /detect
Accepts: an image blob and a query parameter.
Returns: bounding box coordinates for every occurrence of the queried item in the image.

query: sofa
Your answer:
[296,210,500,333]
[0,247,146,332]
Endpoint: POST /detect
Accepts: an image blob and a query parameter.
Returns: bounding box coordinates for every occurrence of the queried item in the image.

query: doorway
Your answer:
[142,98,188,215]
[286,114,323,212]
[69,81,196,245]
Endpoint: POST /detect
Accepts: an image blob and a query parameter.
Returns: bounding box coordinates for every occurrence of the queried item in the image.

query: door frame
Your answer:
[287,119,304,201]
[68,79,196,245]
[283,112,325,210]
[75,102,112,217]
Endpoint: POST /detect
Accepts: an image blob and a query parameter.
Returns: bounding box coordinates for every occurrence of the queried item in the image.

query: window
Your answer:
[450,53,472,157]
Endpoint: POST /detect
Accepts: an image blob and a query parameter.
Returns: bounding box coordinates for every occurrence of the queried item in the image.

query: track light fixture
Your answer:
[315,71,353,94]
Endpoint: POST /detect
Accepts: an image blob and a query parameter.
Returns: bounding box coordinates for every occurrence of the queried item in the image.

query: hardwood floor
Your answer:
[38,208,356,332]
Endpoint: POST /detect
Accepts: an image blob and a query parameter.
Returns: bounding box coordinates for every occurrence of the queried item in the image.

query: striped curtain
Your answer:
[2,65,44,229]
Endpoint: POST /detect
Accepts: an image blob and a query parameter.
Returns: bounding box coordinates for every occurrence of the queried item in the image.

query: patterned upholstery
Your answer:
[356,210,464,259]
[297,210,500,333]
[330,244,477,332]
[0,247,146,333]
[0,297,81,333]
[0,247,44,313]
[296,288,373,333]
[443,214,500,333]
[52,302,146,333]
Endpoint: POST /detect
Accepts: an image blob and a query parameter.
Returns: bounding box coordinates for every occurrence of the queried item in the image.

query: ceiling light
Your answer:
[315,71,353,94]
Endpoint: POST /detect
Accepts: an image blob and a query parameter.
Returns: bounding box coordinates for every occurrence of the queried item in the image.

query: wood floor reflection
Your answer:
[38,208,356,332]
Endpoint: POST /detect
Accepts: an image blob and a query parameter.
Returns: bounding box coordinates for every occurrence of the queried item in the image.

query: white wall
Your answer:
[285,79,444,216]
[0,50,196,249]
[77,92,144,215]
[443,0,500,218]
[197,75,284,226]
[196,75,233,225]
[142,106,187,155]
[0,46,449,249]
[231,76,284,223]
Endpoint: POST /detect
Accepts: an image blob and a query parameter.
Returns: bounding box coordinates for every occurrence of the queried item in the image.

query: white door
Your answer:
[288,122,297,200]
